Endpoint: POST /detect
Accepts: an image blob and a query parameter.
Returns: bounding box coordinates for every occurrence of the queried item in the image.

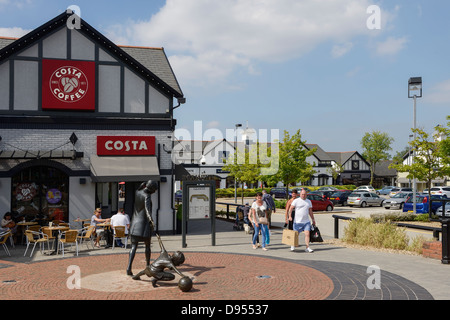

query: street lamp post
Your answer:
[408,134,413,188]
[408,77,422,215]
[234,123,242,203]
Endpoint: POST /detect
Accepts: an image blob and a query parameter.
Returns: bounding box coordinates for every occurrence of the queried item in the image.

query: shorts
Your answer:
[293,221,312,233]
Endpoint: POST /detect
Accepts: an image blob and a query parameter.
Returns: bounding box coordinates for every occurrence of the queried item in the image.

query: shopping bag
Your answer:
[282,229,298,247]
[310,225,323,243]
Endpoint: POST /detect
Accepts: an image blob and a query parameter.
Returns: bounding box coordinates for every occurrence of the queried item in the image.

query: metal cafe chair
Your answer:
[112,226,128,249]
[77,225,96,250]
[57,230,79,257]
[23,230,49,257]
[0,231,12,256]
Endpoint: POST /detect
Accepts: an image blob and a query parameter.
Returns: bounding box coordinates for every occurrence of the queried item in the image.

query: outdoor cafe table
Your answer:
[45,226,69,255]
[74,218,91,228]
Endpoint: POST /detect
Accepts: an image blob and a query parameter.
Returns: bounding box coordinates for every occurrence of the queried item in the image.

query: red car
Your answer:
[307,194,334,211]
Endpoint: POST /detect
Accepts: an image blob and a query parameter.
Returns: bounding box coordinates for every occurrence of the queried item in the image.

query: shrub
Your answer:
[343,217,409,250]
[407,235,426,254]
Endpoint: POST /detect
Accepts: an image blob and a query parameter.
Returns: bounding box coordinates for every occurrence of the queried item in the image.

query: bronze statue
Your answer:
[126,180,158,276]
[132,233,189,291]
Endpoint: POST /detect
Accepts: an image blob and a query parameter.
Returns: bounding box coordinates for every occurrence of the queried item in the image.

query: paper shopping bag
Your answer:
[282,229,299,247]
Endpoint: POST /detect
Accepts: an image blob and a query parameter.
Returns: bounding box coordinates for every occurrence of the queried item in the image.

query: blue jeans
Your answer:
[252,223,268,248]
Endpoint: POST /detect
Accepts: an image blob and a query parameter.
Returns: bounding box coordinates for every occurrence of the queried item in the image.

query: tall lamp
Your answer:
[408,77,422,214]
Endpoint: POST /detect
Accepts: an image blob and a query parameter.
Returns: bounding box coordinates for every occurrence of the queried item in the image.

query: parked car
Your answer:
[347,192,384,207]
[430,187,450,198]
[436,204,450,217]
[291,187,311,193]
[376,186,396,195]
[354,185,376,193]
[270,187,290,199]
[402,194,447,214]
[306,194,334,211]
[329,190,352,206]
[383,192,414,210]
[309,190,334,200]
[316,186,338,191]
[389,187,413,197]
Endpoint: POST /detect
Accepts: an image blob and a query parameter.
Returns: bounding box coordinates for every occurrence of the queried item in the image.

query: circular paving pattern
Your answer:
[0,252,433,300]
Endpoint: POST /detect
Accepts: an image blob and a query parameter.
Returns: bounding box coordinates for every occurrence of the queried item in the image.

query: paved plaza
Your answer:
[0,209,449,303]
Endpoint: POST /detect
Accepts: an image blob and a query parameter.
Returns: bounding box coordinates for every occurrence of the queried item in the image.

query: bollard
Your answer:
[334,216,339,239]
[442,219,450,264]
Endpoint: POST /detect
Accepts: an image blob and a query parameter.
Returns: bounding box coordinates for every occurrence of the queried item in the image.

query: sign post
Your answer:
[181,180,216,248]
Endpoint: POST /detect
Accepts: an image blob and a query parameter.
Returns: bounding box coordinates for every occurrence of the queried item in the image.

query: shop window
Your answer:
[11,166,69,224]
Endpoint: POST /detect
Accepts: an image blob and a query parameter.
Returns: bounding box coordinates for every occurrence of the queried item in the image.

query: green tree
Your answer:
[436,115,450,176]
[261,129,316,198]
[389,125,448,200]
[222,142,261,203]
[392,146,410,165]
[361,131,394,186]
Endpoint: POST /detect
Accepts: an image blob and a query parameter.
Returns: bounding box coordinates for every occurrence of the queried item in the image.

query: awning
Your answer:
[0,150,83,159]
[90,155,160,182]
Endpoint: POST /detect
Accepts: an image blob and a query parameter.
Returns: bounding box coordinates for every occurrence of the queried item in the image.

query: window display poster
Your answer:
[188,186,210,220]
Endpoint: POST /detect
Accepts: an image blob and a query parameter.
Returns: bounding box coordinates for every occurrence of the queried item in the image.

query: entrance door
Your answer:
[12,166,69,223]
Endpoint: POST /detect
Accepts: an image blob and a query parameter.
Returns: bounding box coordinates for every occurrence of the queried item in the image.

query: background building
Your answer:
[0,11,184,234]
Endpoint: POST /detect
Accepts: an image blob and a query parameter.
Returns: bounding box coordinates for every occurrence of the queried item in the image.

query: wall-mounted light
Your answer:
[70,132,78,145]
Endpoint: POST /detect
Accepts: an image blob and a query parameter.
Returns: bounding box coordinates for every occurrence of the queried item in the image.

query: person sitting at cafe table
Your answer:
[91,208,110,248]
[1,212,18,242]
[110,208,130,248]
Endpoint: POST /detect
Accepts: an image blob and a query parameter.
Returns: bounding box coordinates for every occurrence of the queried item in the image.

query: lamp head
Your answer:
[408,77,422,98]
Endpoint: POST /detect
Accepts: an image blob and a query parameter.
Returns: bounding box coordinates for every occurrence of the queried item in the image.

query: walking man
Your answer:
[288,188,315,253]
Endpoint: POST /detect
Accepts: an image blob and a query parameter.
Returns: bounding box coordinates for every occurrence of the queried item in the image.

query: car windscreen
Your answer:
[406,196,425,203]
[392,193,409,198]
[349,193,363,197]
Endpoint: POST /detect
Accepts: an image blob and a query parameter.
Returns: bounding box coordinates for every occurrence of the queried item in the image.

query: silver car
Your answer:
[347,192,384,208]
[383,192,413,210]
[436,205,450,217]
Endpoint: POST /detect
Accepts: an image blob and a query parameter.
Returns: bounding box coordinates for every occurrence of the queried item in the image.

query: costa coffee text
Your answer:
[97,136,156,156]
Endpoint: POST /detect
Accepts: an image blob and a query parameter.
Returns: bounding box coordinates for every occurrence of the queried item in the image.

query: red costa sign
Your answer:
[42,59,95,111]
[97,136,156,156]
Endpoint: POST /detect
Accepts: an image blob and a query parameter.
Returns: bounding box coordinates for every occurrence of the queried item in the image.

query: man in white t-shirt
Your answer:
[287,188,316,253]
[110,208,130,247]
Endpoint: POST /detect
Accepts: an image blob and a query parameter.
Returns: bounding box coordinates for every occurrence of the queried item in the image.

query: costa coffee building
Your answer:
[0,11,185,234]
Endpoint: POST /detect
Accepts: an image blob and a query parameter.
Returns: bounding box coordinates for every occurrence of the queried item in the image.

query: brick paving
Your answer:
[0,250,433,300]
[0,252,333,300]
[0,213,440,301]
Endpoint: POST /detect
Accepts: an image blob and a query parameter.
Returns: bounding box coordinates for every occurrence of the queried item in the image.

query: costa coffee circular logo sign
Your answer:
[49,66,88,103]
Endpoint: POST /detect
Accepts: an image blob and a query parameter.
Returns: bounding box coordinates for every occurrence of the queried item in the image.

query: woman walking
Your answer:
[250,192,269,251]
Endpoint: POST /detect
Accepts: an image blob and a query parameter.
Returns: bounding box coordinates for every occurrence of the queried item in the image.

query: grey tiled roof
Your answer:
[0,37,15,49]
[120,45,182,97]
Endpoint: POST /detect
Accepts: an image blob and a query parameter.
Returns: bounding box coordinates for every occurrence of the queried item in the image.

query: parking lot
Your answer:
[217,194,441,243]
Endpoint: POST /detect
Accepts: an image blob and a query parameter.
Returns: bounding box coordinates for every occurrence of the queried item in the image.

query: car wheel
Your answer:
[360,201,367,208]
[384,207,389,210]
[326,205,333,211]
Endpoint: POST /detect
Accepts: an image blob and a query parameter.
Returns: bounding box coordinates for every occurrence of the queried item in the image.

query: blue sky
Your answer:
[1,0,449,155]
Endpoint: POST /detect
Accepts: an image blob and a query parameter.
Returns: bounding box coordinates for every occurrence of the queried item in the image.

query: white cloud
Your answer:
[331,42,354,58]
[375,36,408,55]
[427,79,450,104]
[206,121,220,129]
[0,27,30,38]
[105,0,397,88]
